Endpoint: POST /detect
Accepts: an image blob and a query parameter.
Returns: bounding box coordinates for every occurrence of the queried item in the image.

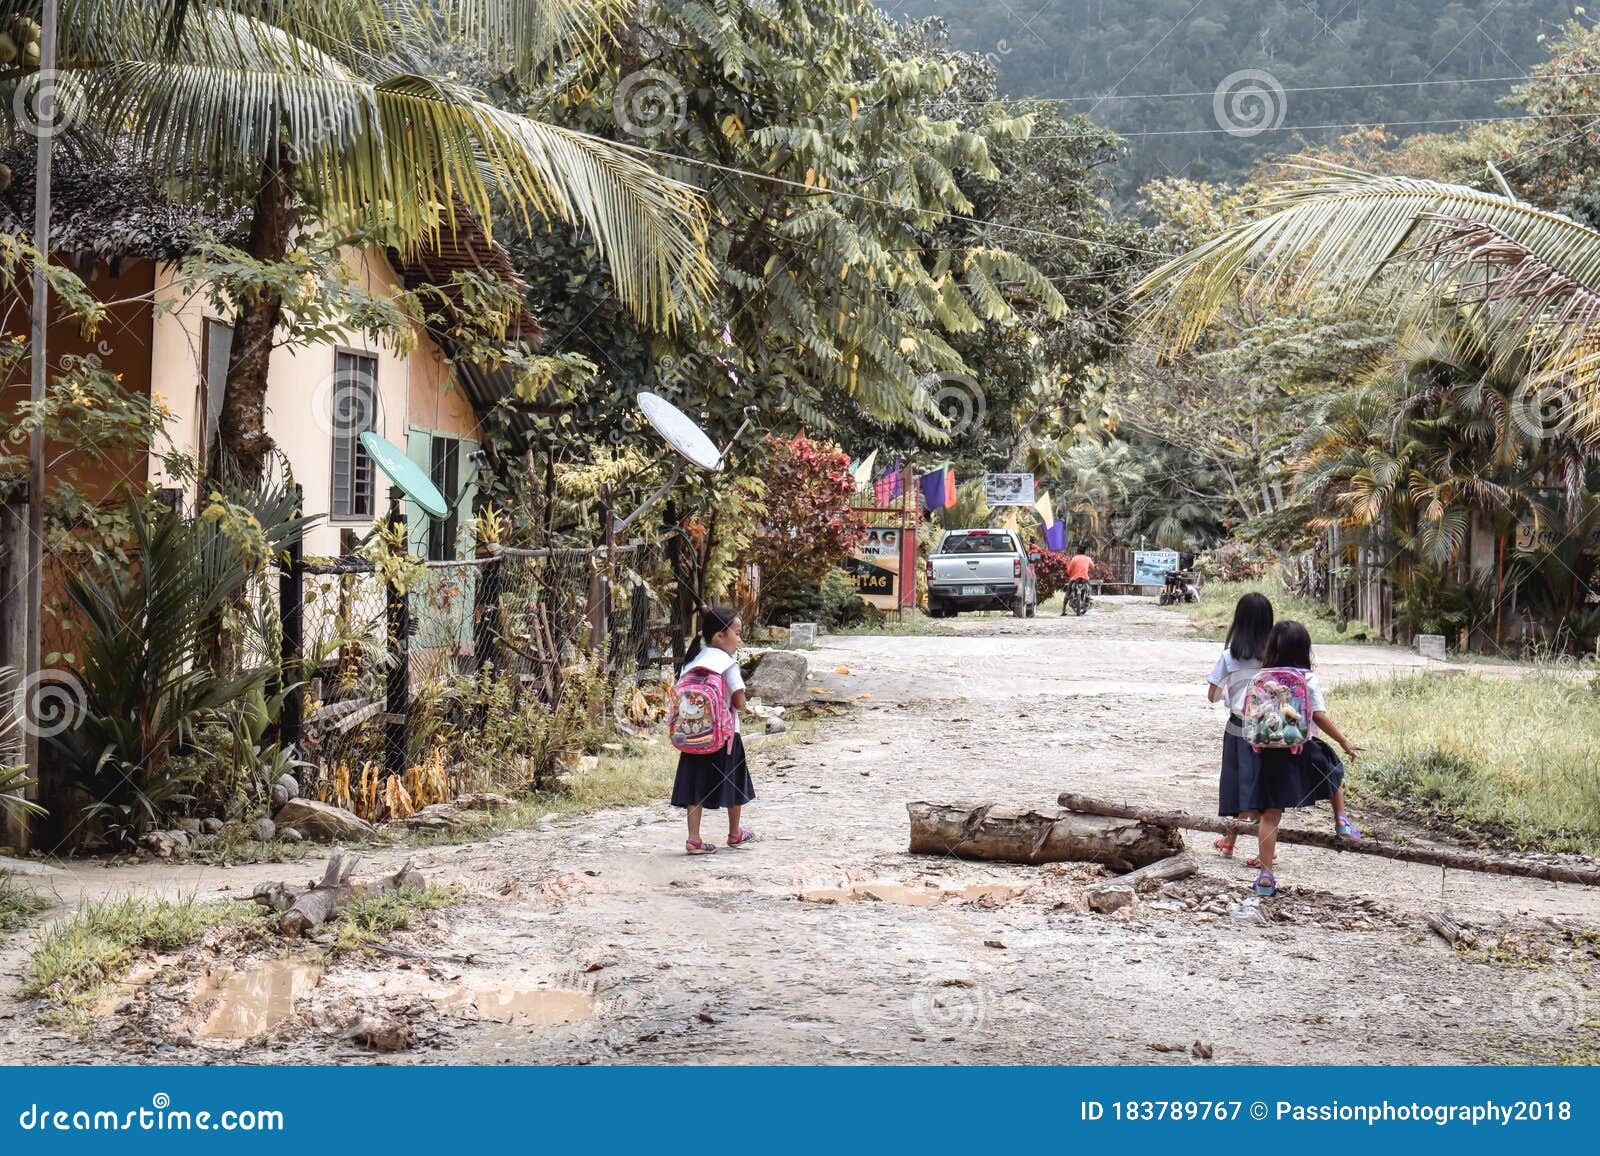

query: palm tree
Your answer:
[2,0,714,484]
[1132,159,1600,439]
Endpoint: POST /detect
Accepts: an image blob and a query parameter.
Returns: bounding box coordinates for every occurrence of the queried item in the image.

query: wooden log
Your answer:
[1058,792,1600,888]
[1086,852,1197,893]
[907,802,1184,870]
[276,849,426,936]
[1425,911,1479,948]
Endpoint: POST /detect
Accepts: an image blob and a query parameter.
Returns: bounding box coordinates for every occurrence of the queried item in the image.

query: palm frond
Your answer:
[1132,159,1600,368]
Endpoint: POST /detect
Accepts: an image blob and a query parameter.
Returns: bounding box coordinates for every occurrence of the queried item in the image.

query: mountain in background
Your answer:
[889,0,1574,194]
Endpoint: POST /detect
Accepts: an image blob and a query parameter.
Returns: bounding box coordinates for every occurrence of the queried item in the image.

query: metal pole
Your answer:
[21,0,58,850]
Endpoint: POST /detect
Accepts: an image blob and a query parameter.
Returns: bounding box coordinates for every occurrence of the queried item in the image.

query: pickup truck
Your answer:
[925,528,1038,618]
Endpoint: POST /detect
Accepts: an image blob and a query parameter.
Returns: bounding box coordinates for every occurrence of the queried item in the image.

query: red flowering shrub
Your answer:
[744,433,868,619]
[1032,550,1073,601]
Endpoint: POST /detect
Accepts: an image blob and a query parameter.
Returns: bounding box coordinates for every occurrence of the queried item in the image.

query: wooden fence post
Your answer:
[0,487,33,850]
[277,484,304,754]
[384,488,410,777]
[473,551,502,675]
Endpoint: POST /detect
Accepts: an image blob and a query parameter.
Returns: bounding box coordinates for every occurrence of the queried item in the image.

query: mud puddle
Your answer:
[193,957,325,1040]
[439,984,594,1025]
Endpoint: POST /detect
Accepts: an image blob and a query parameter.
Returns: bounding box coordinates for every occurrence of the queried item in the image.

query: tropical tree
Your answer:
[0,0,714,485]
[1132,159,1600,441]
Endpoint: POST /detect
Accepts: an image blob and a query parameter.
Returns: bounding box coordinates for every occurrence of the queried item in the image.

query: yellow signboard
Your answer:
[846,526,905,611]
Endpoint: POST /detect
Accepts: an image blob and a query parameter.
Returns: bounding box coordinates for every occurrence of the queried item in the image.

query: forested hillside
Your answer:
[890,0,1573,192]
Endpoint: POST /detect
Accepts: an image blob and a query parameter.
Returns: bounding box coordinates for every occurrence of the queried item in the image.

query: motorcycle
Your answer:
[1066,578,1091,616]
[1157,569,1200,606]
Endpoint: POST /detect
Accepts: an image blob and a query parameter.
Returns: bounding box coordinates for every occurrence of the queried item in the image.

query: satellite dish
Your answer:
[637,391,723,472]
[611,392,760,535]
[359,431,449,520]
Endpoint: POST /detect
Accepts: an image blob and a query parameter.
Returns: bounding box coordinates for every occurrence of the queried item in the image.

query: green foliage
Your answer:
[1338,673,1600,853]
[0,878,50,933]
[48,492,313,844]
[331,884,462,950]
[767,567,875,630]
[23,894,260,1009]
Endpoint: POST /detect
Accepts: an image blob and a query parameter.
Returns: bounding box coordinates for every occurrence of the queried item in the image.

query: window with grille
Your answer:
[427,434,461,561]
[330,351,377,518]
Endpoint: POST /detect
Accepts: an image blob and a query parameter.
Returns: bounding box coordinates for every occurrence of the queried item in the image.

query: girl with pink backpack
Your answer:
[669,607,756,855]
[1235,621,1363,897]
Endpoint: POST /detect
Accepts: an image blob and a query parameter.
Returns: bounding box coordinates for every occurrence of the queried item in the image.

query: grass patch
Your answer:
[330,883,463,950]
[1172,576,1366,646]
[829,610,954,636]
[23,894,262,1011]
[1334,672,1600,853]
[0,877,52,933]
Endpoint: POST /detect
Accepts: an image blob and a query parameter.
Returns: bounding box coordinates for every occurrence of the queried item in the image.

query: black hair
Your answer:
[1263,620,1313,669]
[1225,592,1274,662]
[699,606,740,647]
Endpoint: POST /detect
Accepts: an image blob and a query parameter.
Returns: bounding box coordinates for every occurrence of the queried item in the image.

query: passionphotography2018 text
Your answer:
[1079,1100,1574,1126]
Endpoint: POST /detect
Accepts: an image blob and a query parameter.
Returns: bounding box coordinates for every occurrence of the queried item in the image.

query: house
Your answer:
[0,151,540,566]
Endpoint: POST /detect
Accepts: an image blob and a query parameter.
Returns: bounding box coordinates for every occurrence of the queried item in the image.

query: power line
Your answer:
[949,69,1600,107]
[612,140,1171,257]
[1028,110,1600,141]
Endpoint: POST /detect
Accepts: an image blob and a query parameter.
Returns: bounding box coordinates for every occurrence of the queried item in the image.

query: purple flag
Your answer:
[1045,521,1067,552]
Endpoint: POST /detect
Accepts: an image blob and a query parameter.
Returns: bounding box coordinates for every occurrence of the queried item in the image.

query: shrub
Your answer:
[766,567,873,629]
[742,434,868,620]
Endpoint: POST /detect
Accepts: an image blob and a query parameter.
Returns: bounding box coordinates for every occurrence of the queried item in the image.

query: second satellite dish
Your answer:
[359,431,450,519]
[636,391,723,472]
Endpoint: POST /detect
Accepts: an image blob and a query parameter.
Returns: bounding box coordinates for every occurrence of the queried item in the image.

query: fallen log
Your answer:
[907,802,1184,870]
[266,849,427,936]
[1086,852,1196,893]
[1425,911,1479,948]
[1058,792,1600,888]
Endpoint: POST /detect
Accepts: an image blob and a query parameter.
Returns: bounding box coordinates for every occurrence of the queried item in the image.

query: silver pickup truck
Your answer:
[925,528,1038,618]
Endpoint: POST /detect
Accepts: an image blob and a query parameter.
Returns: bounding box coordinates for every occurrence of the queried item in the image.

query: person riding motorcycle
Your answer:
[1062,546,1095,616]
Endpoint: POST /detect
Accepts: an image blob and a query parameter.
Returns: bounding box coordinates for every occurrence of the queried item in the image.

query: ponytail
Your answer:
[699,605,739,647]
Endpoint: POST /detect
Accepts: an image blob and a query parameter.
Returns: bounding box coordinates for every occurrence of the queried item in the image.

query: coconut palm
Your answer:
[1132,159,1600,440]
[0,0,714,483]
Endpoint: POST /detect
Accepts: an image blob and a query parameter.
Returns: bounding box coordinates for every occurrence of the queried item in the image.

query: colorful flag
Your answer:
[1034,491,1055,529]
[917,463,956,510]
[852,449,878,490]
[1045,521,1067,552]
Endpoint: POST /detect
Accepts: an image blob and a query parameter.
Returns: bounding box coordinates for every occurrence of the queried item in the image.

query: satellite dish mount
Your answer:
[612,393,757,535]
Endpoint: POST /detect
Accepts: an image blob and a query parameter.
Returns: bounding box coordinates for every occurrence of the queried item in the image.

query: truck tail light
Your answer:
[1013,558,1022,579]
[925,557,934,578]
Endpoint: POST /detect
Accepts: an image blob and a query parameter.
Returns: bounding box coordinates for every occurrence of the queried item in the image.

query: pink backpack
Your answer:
[668,666,736,755]
[1241,667,1313,753]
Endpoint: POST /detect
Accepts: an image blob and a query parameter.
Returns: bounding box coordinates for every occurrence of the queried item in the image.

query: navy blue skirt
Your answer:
[1219,716,1343,815]
[671,733,754,810]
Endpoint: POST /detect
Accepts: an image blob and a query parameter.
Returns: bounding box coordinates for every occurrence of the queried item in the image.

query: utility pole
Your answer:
[19,0,58,849]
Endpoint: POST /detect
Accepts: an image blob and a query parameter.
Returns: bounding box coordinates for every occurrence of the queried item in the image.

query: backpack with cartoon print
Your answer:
[1241,667,1313,753]
[668,667,735,755]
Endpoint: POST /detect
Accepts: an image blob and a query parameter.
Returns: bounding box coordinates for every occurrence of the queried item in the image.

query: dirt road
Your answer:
[5,599,1598,1065]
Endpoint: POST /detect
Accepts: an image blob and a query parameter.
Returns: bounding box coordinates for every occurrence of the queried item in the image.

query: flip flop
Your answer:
[1213,837,1236,857]
[727,827,757,847]
[685,839,718,855]
[1253,870,1277,898]
[1335,816,1362,839]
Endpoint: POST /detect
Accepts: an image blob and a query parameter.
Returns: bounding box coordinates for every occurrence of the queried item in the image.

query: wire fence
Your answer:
[280,537,668,803]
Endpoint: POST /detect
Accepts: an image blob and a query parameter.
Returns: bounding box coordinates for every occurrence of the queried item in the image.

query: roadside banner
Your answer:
[846,526,905,610]
[1033,491,1054,528]
[1133,549,1181,586]
[984,472,1035,506]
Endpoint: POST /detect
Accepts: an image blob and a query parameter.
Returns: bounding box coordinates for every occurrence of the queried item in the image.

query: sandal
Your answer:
[727,827,757,847]
[1253,870,1277,898]
[1335,816,1361,839]
[1213,837,1236,857]
[1243,855,1262,869]
[685,839,718,855]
